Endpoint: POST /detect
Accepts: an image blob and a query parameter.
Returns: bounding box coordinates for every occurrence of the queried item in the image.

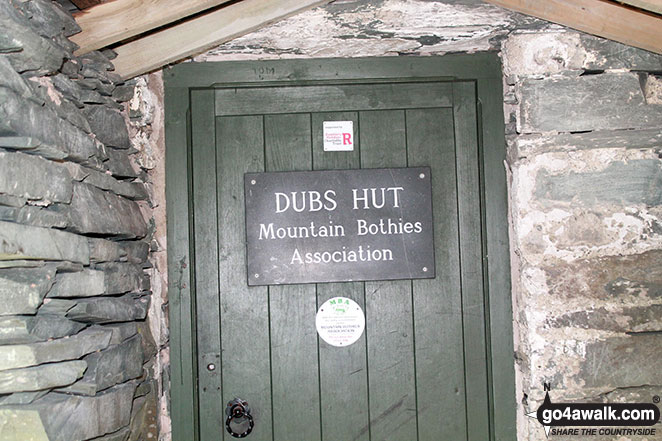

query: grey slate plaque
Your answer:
[244,167,435,286]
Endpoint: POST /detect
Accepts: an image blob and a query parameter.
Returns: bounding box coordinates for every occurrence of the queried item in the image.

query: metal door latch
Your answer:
[225,398,254,438]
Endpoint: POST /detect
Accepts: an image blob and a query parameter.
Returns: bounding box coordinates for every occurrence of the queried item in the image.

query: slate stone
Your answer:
[26,79,91,133]
[65,163,148,200]
[0,57,33,99]
[0,360,86,394]
[61,60,80,79]
[535,159,662,207]
[0,1,65,75]
[2,382,136,441]
[79,88,106,104]
[0,315,86,345]
[0,205,69,229]
[548,305,662,333]
[22,0,81,38]
[127,388,158,441]
[88,427,130,441]
[0,260,45,269]
[79,51,115,72]
[47,269,105,298]
[0,390,48,405]
[37,298,76,316]
[0,327,111,371]
[100,263,149,294]
[94,322,137,345]
[103,148,139,178]
[63,183,148,239]
[580,34,662,72]
[0,87,102,163]
[579,334,662,390]
[0,193,26,208]
[0,266,55,316]
[112,85,135,103]
[0,151,72,203]
[542,250,662,302]
[51,33,79,55]
[120,241,150,264]
[0,221,89,264]
[0,407,50,440]
[82,105,131,149]
[511,128,662,159]
[89,238,126,263]
[59,335,142,395]
[518,73,662,133]
[65,294,150,324]
[51,74,82,106]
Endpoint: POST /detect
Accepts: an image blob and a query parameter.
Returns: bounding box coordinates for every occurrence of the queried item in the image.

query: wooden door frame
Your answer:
[164,53,515,441]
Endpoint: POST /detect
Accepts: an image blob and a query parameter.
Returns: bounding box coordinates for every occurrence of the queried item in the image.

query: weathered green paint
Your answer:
[164,55,515,441]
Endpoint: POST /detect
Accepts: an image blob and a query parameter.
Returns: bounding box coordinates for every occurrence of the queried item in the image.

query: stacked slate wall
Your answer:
[0,1,158,440]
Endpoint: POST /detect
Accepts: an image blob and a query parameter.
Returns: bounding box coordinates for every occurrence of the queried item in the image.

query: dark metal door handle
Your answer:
[225,398,254,438]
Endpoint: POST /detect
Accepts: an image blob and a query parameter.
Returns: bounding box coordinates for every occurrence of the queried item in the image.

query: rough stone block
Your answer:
[0,87,102,163]
[0,327,111,371]
[113,85,135,103]
[119,241,150,264]
[0,151,72,203]
[23,0,81,38]
[0,57,33,99]
[0,205,69,229]
[548,305,662,333]
[103,148,139,178]
[64,183,148,238]
[0,221,90,264]
[3,382,136,441]
[100,263,149,294]
[0,266,55,315]
[127,388,158,441]
[88,238,126,263]
[95,322,137,345]
[534,159,662,207]
[0,192,27,208]
[0,315,87,345]
[65,162,148,200]
[0,408,49,441]
[510,128,662,159]
[580,334,662,390]
[59,335,142,395]
[65,294,150,324]
[47,269,106,298]
[542,250,662,302]
[0,1,65,74]
[503,31,662,76]
[0,390,48,405]
[518,73,662,133]
[88,427,130,441]
[82,105,131,149]
[0,360,86,394]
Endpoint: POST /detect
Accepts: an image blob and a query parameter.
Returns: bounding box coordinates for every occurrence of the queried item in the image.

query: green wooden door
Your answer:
[165,56,515,441]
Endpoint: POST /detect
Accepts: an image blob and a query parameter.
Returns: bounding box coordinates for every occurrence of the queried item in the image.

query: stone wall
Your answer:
[503,31,662,441]
[0,1,159,440]
[191,2,662,440]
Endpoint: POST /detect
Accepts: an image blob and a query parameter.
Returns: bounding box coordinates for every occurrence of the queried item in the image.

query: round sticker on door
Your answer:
[316,297,365,347]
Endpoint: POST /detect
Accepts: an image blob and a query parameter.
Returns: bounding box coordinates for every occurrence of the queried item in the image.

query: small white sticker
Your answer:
[323,121,354,152]
[316,297,365,347]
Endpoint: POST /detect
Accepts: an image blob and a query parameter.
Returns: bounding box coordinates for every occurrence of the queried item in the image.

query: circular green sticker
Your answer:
[316,297,365,347]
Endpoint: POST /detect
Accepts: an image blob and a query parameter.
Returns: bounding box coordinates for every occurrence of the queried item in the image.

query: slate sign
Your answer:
[244,167,435,286]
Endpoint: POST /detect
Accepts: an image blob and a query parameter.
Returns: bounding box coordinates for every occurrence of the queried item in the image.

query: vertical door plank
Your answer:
[191,90,224,440]
[360,110,418,441]
[478,77,517,441]
[453,82,491,441]
[406,108,468,440]
[264,113,322,441]
[165,85,197,441]
[217,115,273,441]
[312,112,370,441]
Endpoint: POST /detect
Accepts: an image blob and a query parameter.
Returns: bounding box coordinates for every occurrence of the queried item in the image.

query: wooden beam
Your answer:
[616,0,662,15]
[112,0,331,80]
[485,0,662,54]
[71,0,234,55]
